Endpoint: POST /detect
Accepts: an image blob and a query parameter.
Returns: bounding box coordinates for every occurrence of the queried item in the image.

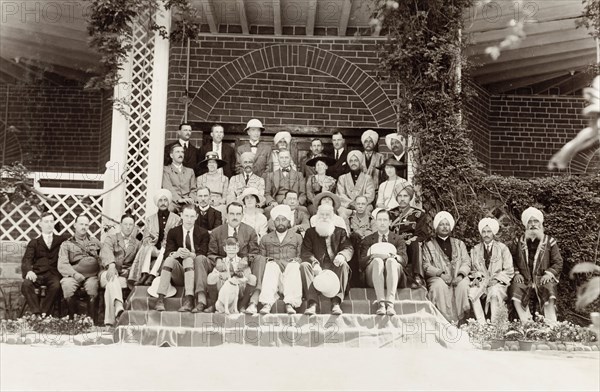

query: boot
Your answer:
[136,273,149,286]
[155,294,166,311]
[87,296,98,324]
[67,297,79,319]
[178,295,194,312]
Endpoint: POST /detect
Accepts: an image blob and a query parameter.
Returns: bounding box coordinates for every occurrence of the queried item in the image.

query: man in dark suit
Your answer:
[164,122,201,176]
[360,209,408,316]
[21,212,69,316]
[264,150,306,214]
[300,204,354,316]
[198,202,265,314]
[235,119,272,175]
[195,187,222,233]
[154,204,209,312]
[326,131,350,179]
[198,124,236,178]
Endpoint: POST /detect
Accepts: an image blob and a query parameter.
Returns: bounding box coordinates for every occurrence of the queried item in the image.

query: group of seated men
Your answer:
[20,119,563,326]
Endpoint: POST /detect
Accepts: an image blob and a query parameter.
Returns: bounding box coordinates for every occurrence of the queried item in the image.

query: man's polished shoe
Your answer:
[245,303,258,315]
[375,301,386,316]
[331,304,343,316]
[304,302,317,316]
[178,295,194,312]
[154,297,166,312]
[191,302,205,313]
[203,305,215,313]
[285,304,296,315]
[136,273,149,286]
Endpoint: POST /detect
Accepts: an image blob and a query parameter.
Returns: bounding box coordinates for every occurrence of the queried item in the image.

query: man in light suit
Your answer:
[300,204,354,316]
[164,122,201,176]
[198,202,265,314]
[21,212,69,316]
[227,152,266,205]
[198,124,236,178]
[129,189,181,286]
[336,150,375,218]
[162,144,197,212]
[360,209,408,316]
[195,187,222,233]
[235,119,271,176]
[264,150,306,214]
[326,131,350,179]
[154,204,209,312]
[99,213,141,325]
[258,205,304,315]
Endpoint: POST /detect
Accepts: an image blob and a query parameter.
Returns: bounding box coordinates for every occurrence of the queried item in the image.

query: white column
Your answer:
[102,52,133,231]
[145,5,171,216]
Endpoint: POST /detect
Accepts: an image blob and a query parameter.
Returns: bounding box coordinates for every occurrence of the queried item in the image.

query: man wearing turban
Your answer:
[384,133,408,180]
[361,129,385,186]
[269,131,298,173]
[129,189,182,286]
[389,184,428,289]
[510,207,563,324]
[422,211,472,323]
[468,218,514,324]
[336,150,375,218]
[227,151,266,206]
[257,205,304,315]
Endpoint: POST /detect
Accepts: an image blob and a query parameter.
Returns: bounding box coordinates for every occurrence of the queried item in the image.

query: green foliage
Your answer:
[376,0,600,325]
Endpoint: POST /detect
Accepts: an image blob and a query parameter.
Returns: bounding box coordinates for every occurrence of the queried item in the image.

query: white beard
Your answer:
[314,220,335,237]
[525,229,544,241]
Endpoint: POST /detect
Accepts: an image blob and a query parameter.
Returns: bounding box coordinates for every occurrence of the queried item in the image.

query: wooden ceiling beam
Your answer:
[200,0,218,34]
[484,70,577,93]
[531,73,574,94]
[555,72,596,95]
[339,0,353,37]
[306,0,317,36]
[16,58,96,80]
[0,25,93,54]
[1,43,98,72]
[236,0,249,35]
[272,0,282,35]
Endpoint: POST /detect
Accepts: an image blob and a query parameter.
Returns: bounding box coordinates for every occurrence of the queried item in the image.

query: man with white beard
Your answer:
[510,207,563,324]
[300,204,353,315]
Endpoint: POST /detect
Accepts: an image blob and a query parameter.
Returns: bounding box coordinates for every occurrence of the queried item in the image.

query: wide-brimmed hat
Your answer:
[198,151,227,171]
[147,277,177,298]
[377,157,407,171]
[244,119,265,132]
[313,191,340,211]
[305,155,336,167]
[237,186,266,206]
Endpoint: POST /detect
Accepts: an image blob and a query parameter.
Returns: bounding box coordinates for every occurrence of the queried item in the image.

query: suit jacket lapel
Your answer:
[274,171,281,191]
[354,173,365,193]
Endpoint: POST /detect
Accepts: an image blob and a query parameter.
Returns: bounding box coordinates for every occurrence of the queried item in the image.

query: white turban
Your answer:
[270,204,293,222]
[433,211,455,231]
[274,131,291,146]
[521,207,544,227]
[347,150,364,165]
[153,189,172,206]
[361,130,379,145]
[478,218,499,235]
[240,151,256,162]
[385,133,406,151]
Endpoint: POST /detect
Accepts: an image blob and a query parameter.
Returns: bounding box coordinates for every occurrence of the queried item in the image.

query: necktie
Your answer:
[44,235,52,248]
[245,174,250,185]
[484,245,491,269]
[183,142,188,152]
[233,227,238,238]
[185,231,192,251]
[335,150,339,160]
[382,235,387,243]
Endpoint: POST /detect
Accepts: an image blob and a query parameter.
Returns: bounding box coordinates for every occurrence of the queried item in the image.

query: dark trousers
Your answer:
[21,272,62,315]
[300,261,350,304]
[407,241,424,281]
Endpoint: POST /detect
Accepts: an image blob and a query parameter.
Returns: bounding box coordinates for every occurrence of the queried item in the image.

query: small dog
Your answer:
[215,276,248,315]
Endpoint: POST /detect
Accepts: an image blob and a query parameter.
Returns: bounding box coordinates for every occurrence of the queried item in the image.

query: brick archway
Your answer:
[188,44,396,127]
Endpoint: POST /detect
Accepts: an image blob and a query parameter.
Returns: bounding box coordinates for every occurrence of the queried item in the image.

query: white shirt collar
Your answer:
[172,163,183,170]
[42,233,53,243]
[179,139,189,148]
[438,236,449,241]
[394,152,405,160]
[198,205,210,211]
[378,231,390,239]
[213,142,222,150]
[228,225,238,236]
[276,231,288,243]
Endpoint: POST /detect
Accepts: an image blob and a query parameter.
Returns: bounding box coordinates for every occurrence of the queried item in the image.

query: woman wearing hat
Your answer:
[197,151,229,217]
[239,187,268,241]
[309,191,350,235]
[376,158,409,210]
[268,131,298,173]
[305,155,337,215]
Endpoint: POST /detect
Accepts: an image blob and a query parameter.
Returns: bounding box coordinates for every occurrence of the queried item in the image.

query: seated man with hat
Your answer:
[236,119,271,175]
[269,131,298,173]
[376,158,409,210]
[300,204,354,315]
[360,208,408,316]
[422,211,472,323]
[227,151,266,206]
[336,150,375,218]
[305,155,337,216]
[258,205,304,315]
[509,207,562,324]
[129,189,181,286]
[469,218,514,324]
[361,129,385,186]
[264,150,306,214]
[196,151,229,218]
[385,133,408,180]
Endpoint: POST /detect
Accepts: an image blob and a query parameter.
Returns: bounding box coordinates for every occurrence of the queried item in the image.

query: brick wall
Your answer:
[465,81,491,171]
[0,84,106,174]
[166,36,398,144]
[488,95,588,177]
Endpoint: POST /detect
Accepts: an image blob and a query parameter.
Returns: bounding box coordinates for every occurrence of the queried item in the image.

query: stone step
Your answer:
[127,286,429,315]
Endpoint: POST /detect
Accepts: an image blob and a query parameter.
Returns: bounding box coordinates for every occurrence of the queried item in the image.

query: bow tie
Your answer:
[281,167,291,173]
